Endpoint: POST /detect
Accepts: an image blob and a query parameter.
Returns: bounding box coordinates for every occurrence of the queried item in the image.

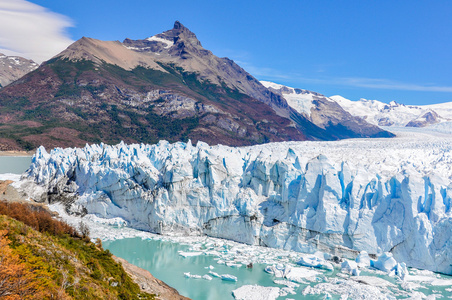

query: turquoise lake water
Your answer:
[103,237,322,300]
[0,156,32,174]
[103,237,452,300]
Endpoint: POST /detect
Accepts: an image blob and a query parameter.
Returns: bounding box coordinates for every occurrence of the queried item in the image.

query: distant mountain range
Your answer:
[330,95,452,128]
[0,53,37,88]
[263,81,452,129]
[0,22,396,150]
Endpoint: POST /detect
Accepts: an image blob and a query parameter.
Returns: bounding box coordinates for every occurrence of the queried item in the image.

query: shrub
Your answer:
[0,201,79,237]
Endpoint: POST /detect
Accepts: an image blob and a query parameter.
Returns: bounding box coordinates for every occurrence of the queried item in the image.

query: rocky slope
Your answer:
[0,180,189,300]
[20,130,452,275]
[0,200,156,299]
[113,256,190,300]
[0,53,38,88]
[0,21,391,150]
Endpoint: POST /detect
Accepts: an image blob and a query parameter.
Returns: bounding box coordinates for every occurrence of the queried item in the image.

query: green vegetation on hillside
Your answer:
[0,201,155,299]
[0,57,304,150]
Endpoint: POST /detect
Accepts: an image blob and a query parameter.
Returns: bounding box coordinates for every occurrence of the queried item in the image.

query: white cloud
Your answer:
[234,60,294,81]
[0,0,74,63]
[243,61,452,93]
[336,77,452,93]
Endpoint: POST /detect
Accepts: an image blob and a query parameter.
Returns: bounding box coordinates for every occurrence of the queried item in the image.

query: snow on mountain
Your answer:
[0,53,38,87]
[145,35,174,48]
[261,81,393,139]
[261,81,320,116]
[263,80,452,128]
[20,128,452,275]
[331,95,452,127]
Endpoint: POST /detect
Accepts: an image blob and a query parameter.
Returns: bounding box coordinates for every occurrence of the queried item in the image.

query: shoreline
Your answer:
[0,150,34,157]
[0,178,190,300]
[113,255,190,300]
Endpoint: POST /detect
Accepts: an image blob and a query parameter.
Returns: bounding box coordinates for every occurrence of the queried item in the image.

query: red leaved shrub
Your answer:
[0,201,79,237]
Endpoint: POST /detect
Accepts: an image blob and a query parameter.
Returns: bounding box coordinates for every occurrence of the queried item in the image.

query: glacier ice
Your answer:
[302,277,398,300]
[297,254,334,271]
[232,285,280,300]
[202,274,213,280]
[356,251,371,268]
[371,252,398,273]
[341,260,360,276]
[264,264,319,283]
[221,274,237,282]
[20,130,452,275]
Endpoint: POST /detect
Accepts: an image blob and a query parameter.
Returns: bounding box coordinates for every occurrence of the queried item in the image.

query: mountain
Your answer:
[0,21,391,151]
[0,53,38,88]
[21,136,452,275]
[330,95,452,127]
[261,81,394,139]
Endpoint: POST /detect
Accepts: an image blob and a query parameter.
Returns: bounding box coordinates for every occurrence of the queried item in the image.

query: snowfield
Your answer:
[331,95,452,127]
[20,127,452,276]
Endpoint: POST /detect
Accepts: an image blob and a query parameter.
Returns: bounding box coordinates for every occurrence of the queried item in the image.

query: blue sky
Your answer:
[2,0,452,105]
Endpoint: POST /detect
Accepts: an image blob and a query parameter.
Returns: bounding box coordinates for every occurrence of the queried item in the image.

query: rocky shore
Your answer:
[113,256,190,300]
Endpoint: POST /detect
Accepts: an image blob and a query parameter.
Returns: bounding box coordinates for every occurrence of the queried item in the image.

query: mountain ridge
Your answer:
[330,94,452,127]
[0,53,38,88]
[0,21,391,150]
[262,81,394,139]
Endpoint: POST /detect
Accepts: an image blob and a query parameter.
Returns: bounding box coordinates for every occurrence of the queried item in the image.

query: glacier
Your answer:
[20,129,452,275]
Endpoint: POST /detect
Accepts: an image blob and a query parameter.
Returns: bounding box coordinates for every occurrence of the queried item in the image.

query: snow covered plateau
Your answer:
[261,80,452,129]
[20,128,452,275]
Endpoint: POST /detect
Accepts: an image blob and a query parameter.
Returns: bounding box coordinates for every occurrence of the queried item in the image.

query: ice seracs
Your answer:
[21,129,452,275]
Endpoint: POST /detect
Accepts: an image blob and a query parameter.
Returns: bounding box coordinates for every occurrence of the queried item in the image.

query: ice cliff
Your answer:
[22,131,452,275]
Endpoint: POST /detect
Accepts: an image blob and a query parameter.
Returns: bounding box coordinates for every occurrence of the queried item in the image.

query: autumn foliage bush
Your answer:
[0,201,155,299]
[0,201,79,237]
[0,229,50,299]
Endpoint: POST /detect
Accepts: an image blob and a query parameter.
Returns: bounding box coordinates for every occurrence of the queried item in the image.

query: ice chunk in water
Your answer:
[232,285,280,300]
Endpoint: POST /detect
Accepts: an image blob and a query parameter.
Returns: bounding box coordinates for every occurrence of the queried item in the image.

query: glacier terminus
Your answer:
[20,127,452,276]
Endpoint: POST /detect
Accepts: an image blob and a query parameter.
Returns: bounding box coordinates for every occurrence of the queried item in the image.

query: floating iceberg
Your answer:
[20,134,452,274]
[371,252,398,273]
[178,251,203,257]
[265,264,319,283]
[232,285,280,300]
[356,251,371,268]
[221,274,238,282]
[208,271,221,278]
[297,254,334,271]
[183,272,203,279]
[341,260,360,276]
[202,275,213,281]
[302,277,395,299]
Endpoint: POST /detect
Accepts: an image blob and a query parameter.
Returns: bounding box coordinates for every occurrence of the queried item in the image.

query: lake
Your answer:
[0,156,32,174]
[103,235,452,300]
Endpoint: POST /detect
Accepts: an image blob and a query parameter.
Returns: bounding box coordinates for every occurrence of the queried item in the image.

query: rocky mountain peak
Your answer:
[163,21,202,49]
[0,53,38,87]
[172,20,191,35]
[122,21,205,59]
